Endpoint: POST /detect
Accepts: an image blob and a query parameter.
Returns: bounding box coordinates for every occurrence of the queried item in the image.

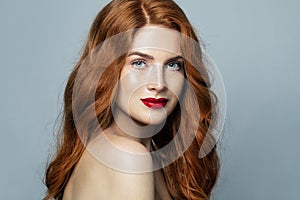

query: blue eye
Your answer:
[131,60,146,69]
[165,62,182,71]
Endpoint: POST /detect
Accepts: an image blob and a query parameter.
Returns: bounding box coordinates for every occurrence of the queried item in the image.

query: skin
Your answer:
[63,25,183,200]
[112,25,185,149]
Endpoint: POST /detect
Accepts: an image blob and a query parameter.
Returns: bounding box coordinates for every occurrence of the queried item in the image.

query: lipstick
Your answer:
[140,98,168,109]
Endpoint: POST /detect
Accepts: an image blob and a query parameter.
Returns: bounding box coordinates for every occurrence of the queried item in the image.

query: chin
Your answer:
[131,112,168,126]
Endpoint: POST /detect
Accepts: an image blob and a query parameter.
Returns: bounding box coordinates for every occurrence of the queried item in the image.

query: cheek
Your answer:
[119,71,146,94]
[116,70,146,107]
[165,73,185,98]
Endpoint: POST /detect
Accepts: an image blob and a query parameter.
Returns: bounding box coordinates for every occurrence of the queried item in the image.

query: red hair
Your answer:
[44,0,219,199]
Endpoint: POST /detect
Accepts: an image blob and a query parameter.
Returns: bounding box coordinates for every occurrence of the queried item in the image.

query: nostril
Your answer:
[147,82,166,92]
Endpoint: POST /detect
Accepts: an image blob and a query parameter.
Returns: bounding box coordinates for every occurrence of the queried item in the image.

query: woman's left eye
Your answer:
[165,62,182,71]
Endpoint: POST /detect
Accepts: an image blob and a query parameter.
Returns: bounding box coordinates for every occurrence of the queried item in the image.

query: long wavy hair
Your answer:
[44,0,220,199]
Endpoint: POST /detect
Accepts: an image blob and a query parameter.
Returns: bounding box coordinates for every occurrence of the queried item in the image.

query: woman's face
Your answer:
[114,25,185,125]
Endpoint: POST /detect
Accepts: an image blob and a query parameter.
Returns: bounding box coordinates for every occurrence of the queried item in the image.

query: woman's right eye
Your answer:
[131,60,146,69]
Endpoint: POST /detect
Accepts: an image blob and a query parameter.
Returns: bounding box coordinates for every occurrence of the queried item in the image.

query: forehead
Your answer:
[130,25,181,55]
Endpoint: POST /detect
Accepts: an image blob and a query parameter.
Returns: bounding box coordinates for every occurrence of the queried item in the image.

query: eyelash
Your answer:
[165,61,183,71]
[130,59,183,71]
[130,59,147,69]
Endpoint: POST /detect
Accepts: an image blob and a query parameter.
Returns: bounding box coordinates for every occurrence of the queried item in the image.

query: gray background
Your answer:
[0,0,299,199]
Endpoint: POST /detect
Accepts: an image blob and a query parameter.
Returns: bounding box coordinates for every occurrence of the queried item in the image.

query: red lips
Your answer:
[140,98,168,108]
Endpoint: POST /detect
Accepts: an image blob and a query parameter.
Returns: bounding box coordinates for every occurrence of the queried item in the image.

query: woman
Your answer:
[44,0,220,199]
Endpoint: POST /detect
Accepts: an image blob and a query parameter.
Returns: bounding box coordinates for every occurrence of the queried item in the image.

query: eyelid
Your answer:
[130,58,147,65]
[165,60,183,70]
[163,56,184,65]
[128,56,184,70]
[167,60,183,65]
[130,58,148,69]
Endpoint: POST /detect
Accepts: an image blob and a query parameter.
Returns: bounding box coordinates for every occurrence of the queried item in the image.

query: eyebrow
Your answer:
[128,51,183,63]
[128,52,154,60]
[164,55,183,65]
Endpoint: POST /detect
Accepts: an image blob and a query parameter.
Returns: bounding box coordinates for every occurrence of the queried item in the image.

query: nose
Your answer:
[146,64,166,92]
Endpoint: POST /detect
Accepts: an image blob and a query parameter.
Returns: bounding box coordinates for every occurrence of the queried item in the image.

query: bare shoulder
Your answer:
[63,135,154,200]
